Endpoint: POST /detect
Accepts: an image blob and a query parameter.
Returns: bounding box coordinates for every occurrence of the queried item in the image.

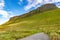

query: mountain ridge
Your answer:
[2,3,57,25]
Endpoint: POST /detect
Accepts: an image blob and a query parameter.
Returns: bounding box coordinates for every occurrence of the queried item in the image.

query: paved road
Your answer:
[17,33,50,40]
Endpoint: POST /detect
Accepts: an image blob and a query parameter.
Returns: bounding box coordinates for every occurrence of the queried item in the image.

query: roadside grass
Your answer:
[0,9,60,40]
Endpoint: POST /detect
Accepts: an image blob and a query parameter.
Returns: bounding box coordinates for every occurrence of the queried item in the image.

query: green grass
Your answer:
[0,8,60,40]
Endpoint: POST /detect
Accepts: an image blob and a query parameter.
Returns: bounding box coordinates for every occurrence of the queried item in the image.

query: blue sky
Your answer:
[0,0,60,25]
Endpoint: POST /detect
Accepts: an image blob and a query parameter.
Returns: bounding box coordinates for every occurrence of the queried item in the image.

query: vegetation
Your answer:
[0,4,60,40]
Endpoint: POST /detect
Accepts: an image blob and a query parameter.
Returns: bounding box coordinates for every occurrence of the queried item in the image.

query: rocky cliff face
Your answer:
[37,3,57,11]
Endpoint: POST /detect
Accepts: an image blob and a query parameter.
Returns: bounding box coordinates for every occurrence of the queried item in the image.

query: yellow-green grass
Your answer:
[0,8,60,40]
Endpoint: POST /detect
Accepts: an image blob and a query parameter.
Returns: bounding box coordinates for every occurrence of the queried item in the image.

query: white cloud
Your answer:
[54,0,60,2]
[0,0,9,18]
[0,0,14,18]
[0,10,9,18]
[0,0,5,9]
[0,10,14,24]
[20,0,23,2]
[24,0,43,10]
[0,0,11,24]
[57,6,60,8]
[43,0,60,3]
[43,0,54,3]
[8,11,15,17]
[21,0,60,10]
[18,0,23,5]
[56,2,60,8]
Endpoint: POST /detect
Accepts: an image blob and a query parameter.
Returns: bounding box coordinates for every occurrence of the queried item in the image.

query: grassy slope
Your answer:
[0,9,60,40]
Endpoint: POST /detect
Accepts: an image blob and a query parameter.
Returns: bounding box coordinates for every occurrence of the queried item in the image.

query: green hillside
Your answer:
[0,4,60,40]
[2,4,57,25]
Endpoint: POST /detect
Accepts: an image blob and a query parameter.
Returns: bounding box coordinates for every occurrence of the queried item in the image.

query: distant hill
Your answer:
[3,3,57,25]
